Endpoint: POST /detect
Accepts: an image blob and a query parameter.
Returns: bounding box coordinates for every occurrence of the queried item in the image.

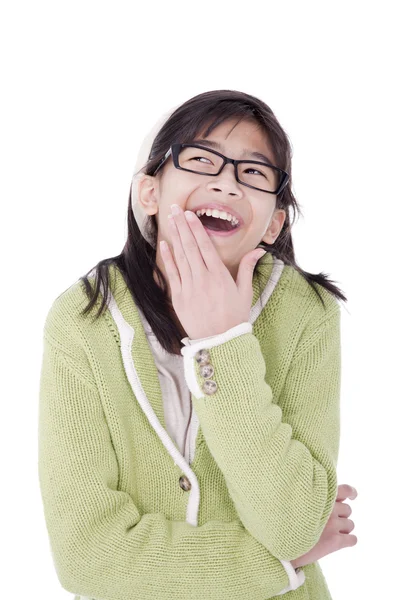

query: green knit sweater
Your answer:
[38,252,341,599]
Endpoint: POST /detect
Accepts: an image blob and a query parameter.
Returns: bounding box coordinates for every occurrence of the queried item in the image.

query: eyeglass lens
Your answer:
[178,145,279,193]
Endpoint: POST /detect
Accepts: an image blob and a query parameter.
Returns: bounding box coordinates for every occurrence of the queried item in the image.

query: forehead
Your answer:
[194,117,276,164]
[195,117,275,161]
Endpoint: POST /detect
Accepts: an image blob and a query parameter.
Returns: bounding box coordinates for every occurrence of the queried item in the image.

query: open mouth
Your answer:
[198,214,241,234]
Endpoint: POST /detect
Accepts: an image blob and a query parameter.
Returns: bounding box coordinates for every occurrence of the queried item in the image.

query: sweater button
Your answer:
[200,364,214,379]
[179,475,192,491]
[195,349,210,366]
[202,380,218,395]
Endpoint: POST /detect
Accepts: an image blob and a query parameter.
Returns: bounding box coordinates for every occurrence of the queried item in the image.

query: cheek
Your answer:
[166,170,201,199]
[246,212,273,243]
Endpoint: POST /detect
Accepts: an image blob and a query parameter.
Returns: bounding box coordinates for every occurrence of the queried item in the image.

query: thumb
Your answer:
[236,250,266,295]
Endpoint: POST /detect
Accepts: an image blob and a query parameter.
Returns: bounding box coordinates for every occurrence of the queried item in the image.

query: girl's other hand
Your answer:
[291,483,358,570]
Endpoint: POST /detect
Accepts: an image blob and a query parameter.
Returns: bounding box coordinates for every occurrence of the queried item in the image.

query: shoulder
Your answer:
[43,262,122,345]
[280,261,341,352]
[42,270,100,352]
[41,270,111,386]
[261,258,341,351]
[284,261,340,314]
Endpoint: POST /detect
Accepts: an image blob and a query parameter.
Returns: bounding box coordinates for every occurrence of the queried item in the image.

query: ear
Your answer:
[134,174,159,216]
[261,208,287,244]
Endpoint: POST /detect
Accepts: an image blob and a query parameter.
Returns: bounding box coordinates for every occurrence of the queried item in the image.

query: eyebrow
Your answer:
[190,138,275,165]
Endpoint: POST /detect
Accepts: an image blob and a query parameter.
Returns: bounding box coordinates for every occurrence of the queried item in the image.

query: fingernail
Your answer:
[171,204,180,215]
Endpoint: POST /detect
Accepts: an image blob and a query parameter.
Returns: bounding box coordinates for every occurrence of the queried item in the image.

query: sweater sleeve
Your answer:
[38,332,305,600]
[181,302,341,563]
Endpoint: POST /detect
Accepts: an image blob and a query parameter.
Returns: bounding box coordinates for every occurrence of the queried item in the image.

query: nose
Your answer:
[206,162,244,197]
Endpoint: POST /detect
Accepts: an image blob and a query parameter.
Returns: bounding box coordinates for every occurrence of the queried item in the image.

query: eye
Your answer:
[190,156,213,164]
[243,167,267,179]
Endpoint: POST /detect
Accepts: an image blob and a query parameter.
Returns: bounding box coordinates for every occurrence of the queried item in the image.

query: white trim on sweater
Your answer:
[88,256,305,593]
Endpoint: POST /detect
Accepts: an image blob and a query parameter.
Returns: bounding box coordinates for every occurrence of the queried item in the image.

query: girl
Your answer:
[38,89,357,600]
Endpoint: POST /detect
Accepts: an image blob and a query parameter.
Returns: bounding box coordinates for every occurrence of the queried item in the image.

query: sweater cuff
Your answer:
[180,322,253,399]
[180,322,253,350]
[276,561,306,595]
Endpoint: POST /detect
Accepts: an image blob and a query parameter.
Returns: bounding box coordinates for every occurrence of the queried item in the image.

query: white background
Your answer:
[1,1,399,598]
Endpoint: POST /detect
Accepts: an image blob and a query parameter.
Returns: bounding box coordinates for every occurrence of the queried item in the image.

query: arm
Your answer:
[182,300,341,563]
[38,332,305,600]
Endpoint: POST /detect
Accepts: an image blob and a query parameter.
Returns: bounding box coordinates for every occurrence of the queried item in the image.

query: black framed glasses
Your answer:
[153,143,290,195]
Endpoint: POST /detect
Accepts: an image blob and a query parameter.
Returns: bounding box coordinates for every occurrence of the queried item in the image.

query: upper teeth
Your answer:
[195,208,240,226]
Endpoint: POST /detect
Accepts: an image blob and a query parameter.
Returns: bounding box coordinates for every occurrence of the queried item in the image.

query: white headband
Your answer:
[130,104,180,249]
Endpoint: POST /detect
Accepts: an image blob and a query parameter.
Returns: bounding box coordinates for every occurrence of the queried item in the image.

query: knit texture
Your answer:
[38,252,340,599]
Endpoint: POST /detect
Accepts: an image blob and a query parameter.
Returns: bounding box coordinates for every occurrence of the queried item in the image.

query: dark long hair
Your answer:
[79,89,347,355]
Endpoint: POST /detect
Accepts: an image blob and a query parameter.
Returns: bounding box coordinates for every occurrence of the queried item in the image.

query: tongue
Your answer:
[199,215,233,231]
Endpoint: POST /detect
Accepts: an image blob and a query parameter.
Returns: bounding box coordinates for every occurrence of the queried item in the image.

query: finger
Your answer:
[334,501,352,518]
[170,207,207,278]
[168,210,194,283]
[336,484,358,502]
[337,533,358,547]
[184,210,227,273]
[159,239,182,294]
[338,518,355,535]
